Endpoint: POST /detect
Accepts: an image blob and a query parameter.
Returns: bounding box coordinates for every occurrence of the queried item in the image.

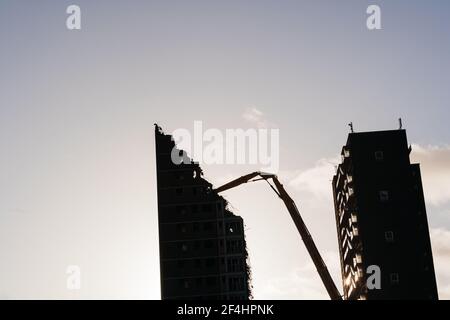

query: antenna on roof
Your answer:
[398,118,403,130]
[348,122,354,133]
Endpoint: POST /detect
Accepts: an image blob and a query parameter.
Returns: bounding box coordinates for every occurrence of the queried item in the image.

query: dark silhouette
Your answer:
[332,128,438,300]
[154,125,251,300]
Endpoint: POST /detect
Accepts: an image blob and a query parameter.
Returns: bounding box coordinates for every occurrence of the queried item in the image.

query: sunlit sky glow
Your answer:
[1,0,450,299]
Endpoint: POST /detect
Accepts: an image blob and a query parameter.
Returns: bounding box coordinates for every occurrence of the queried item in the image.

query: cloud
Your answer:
[282,150,450,300]
[258,251,340,300]
[242,107,275,128]
[287,157,340,200]
[430,228,450,299]
[258,228,450,300]
[284,144,450,207]
[411,144,450,207]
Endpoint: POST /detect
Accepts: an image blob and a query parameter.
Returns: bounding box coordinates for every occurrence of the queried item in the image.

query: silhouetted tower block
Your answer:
[332,129,438,300]
[155,125,251,300]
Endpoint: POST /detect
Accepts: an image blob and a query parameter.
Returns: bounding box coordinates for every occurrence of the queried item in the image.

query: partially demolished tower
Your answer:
[155,125,251,300]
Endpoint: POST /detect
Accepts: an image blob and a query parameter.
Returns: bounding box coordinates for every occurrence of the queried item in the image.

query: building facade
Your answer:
[332,129,438,300]
[155,125,251,300]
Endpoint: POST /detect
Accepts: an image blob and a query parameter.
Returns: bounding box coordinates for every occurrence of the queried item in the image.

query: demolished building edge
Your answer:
[155,124,252,300]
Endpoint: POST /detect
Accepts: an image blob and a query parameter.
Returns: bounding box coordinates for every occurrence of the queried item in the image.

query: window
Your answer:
[177,260,185,268]
[226,222,240,235]
[175,173,184,181]
[385,231,394,242]
[204,222,213,231]
[176,206,187,215]
[227,258,243,272]
[181,243,188,252]
[175,188,183,196]
[206,277,216,287]
[202,204,212,212]
[191,204,199,214]
[348,187,354,196]
[390,273,399,284]
[357,266,364,278]
[375,151,384,161]
[379,190,389,202]
[205,258,215,267]
[344,148,351,158]
[228,277,244,291]
[226,240,242,254]
[204,240,213,249]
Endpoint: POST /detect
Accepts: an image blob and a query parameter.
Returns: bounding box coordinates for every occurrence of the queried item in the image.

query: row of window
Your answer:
[178,276,246,291]
[174,186,212,197]
[176,221,215,233]
[343,149,385,161]
[179,276,218,289]
[174,257,244,273]
[174,221,242,235]
[177,239,244,254]
[176,203,219,215]
[176,258,216,269]
[378,188,421,203]
[174,169,201,181]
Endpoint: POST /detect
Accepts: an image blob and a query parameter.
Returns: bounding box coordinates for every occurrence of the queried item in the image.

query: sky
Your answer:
[0,0,450,299]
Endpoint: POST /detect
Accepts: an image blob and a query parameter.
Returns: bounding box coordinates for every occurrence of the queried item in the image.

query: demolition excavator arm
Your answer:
[214,171,342,300]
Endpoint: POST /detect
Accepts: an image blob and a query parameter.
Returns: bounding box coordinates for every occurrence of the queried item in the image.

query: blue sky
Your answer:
[1,0,450,299]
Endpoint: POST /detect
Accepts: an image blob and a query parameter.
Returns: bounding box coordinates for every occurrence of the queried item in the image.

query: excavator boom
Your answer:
[214,171,342,300]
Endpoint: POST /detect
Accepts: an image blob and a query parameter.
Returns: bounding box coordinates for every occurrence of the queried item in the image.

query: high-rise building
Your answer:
[155,125,251,300]
[332,129,438,300]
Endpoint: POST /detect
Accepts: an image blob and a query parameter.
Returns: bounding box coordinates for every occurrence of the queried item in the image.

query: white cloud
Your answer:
[242,107,275,128]
[285,144,450,207]
[281,150,450,300]
[257,228,450,300]
[411,144,450,207]
[430,228,450,299]
[287,157,340,200]
[258,228,450,300]
[258,251,340,300]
